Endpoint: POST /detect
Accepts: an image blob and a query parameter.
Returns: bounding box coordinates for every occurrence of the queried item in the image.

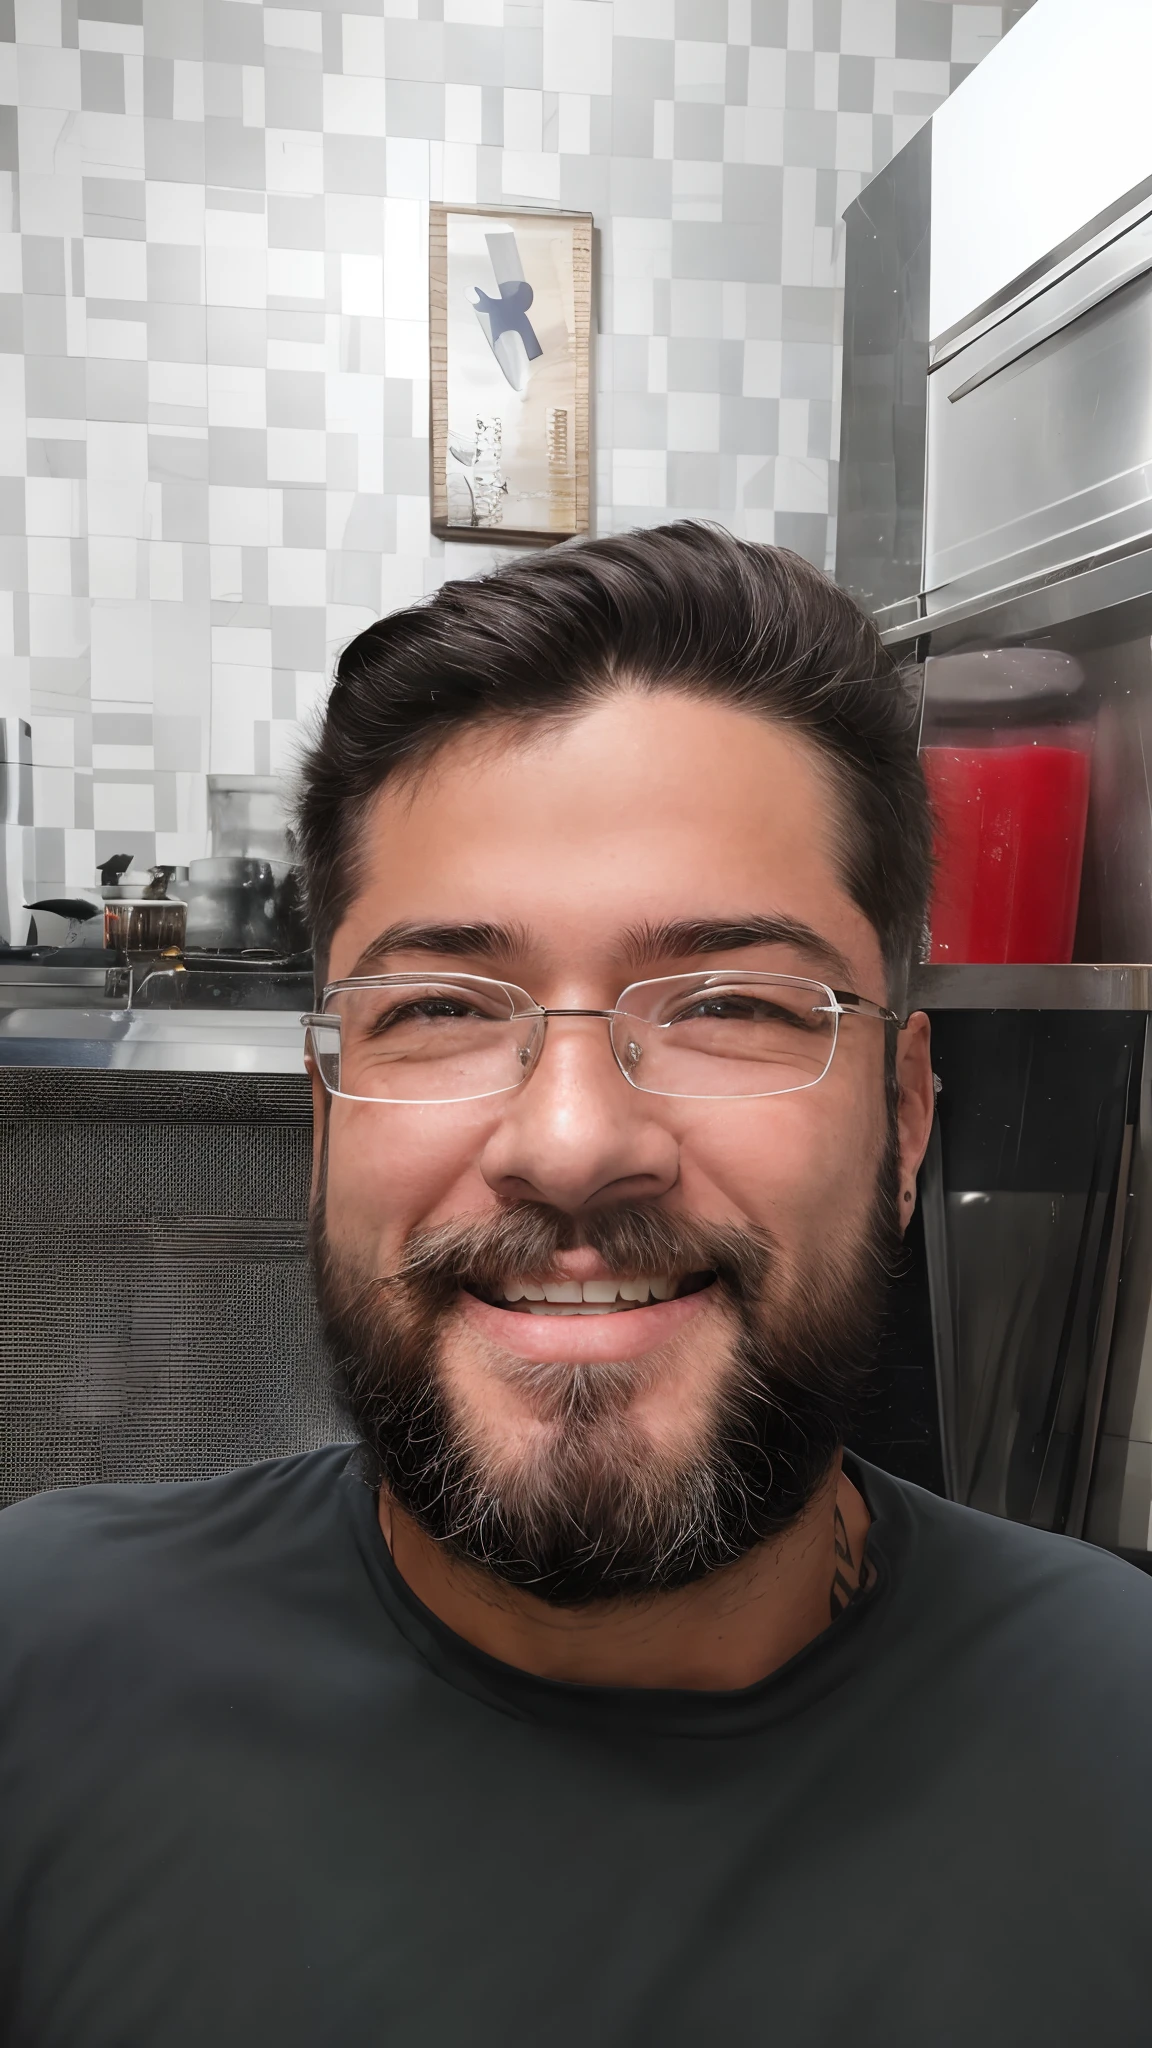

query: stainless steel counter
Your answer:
[0,1005,307,1073]
[0,961,308,1072]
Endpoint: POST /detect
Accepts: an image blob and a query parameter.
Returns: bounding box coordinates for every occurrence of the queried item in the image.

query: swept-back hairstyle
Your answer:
[296,521,930,1000]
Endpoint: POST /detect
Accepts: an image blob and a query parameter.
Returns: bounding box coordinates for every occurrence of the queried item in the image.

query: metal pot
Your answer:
[184,857,304,954]
[102,896,187,953]
[99,861,187,953]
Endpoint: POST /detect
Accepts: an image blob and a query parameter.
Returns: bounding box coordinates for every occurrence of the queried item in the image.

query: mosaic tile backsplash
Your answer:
[0,0,1028,898]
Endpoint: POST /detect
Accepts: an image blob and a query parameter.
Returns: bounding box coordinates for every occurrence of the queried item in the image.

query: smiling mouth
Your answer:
[462,1273,716,1316]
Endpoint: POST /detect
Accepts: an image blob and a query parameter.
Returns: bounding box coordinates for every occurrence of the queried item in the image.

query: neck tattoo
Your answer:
[829,1500,871,1623]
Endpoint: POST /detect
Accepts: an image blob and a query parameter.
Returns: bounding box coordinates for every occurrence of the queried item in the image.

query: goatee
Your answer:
[312,1164,902,1608]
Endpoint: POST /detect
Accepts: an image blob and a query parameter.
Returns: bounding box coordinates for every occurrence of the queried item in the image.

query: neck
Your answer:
[378,1456,870,1692]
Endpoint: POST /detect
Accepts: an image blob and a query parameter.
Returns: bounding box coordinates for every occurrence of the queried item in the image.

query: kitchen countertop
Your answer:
[0,957,310,1072]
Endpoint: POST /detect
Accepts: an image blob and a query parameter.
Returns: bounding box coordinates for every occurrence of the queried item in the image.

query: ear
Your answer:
[894,1010,934,1231]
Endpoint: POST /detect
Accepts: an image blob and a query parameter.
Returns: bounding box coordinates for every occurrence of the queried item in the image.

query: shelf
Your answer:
[908,963,1152,1011]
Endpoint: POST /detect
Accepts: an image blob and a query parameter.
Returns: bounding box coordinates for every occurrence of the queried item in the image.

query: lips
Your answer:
[459,1274,716,1363]
[464,1271,714,1316]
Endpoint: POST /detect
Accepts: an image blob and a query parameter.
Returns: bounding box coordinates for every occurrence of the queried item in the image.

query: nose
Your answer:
[477,1015,680,1213]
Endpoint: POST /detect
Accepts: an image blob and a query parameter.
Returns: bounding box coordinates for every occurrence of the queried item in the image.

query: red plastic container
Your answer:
[922,736,1092,964]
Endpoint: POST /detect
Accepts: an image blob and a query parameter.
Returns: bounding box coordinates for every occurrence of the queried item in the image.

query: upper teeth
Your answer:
[500,1276,677,1307]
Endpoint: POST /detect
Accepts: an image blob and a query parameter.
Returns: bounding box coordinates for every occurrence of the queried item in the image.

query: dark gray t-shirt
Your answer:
[2,1444,1151,2047]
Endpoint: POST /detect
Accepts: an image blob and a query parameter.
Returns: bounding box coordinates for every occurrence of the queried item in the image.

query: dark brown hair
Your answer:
[296,520,930,997]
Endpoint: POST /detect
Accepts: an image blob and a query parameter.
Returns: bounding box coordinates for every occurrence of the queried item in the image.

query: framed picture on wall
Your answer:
[429,203,593,545]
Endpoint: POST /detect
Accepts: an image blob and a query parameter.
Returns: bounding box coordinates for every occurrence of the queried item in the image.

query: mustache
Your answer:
[350,1201,776,1312]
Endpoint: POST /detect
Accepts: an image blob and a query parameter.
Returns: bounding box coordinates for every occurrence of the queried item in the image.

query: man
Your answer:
[1,523,1150,2047]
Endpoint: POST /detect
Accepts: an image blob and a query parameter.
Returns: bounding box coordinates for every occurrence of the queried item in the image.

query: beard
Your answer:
[312,1147,903,1609]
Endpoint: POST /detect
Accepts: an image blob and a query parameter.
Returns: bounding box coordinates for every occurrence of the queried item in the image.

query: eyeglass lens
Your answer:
[310,975,839,1105]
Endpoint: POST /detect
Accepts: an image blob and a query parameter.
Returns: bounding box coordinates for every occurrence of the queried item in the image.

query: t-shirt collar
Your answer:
[342,1451,914,1738]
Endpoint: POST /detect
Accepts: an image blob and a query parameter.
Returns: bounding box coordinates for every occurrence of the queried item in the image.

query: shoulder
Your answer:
[858,1457,1152,1691]
[0,1445,360,1637]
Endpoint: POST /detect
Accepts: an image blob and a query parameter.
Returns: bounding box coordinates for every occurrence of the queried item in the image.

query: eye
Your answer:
[365,996,489,1036]
[670,995,821,1030]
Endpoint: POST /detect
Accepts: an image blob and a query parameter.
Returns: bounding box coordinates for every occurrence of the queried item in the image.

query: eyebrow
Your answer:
[346,921,531,979]
[622,916,856,986]
[345,914,855,988]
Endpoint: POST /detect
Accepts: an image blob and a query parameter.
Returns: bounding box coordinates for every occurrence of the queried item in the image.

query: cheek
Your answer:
[674,1068,886,1242]
[321,1100,503,1254]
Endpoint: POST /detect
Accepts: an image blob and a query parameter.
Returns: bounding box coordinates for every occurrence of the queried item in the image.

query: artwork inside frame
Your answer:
[429,203,593,545]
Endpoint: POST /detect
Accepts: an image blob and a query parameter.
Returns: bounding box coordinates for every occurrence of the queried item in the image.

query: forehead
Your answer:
[330,692,882,986]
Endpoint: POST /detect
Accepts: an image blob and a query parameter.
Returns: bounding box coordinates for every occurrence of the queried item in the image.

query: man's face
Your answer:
[311,692,934,1602]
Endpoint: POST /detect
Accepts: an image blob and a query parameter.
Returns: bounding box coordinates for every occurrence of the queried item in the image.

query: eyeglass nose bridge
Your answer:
[513,1005,646,1090]
[533,1007,619,1020]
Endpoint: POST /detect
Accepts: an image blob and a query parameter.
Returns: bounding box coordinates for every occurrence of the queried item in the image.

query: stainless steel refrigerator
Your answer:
[838,130,1152,1563]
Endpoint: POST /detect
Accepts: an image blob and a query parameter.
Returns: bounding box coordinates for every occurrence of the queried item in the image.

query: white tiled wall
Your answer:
[0,0,1029,895]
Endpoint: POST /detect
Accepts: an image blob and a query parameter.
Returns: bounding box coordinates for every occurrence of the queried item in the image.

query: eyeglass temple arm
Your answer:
[828,991,903,1026]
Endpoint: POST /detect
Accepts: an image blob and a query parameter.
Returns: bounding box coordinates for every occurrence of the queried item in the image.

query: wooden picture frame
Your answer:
[429,203,593,546]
